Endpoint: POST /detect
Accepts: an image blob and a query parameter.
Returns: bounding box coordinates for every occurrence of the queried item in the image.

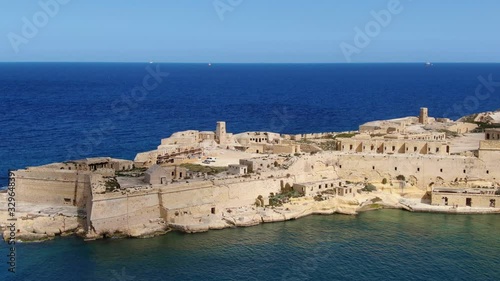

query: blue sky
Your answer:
[1,0,499,63]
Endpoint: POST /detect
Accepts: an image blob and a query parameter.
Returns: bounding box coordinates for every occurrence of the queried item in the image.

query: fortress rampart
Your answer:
[8,109,500,240]
[13,169,91,208]
[86,177,286,235]
[290,152,496,189]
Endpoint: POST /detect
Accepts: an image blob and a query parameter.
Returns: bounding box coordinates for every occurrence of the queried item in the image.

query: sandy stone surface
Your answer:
[196,148,260,167]
[449,133,483,154]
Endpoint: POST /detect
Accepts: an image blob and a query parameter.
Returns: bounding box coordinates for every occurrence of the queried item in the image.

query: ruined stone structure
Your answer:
[336,138,450,155]
[143,165,187,185]
[359,108,477,135]
[292,179,347,197]
[485,128,500,140]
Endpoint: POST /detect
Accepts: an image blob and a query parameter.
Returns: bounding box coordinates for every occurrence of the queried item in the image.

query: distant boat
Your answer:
[425,62,433,67]
[208,63,212,67]
[149,61,154,64]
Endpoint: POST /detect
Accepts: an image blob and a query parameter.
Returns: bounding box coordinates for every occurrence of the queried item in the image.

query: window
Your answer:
[463,170,466,174]
[372,166,375,170]
[440,169,443,172]
[211,207,216,214]
[395,167,398,171]
[417,168,420,172]
[414,147,417,152]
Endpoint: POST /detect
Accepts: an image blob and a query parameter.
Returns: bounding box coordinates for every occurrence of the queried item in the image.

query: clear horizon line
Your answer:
[1,61,500,64]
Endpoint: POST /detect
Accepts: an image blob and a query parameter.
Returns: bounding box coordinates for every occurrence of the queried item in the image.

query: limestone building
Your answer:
[144,165,187,184]
[228,164,248,175]
[431,187,498,208]
[292,179,348,197]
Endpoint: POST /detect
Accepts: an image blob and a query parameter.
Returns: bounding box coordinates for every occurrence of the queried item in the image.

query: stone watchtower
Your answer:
[419,107,429,124]
[216,121,227,144]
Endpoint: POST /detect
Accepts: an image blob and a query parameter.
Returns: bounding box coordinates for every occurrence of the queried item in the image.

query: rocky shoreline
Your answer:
[2,190,499,243]
[0,191,399,242]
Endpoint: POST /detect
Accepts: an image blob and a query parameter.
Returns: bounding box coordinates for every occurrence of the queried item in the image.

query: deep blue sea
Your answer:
[1,63,500,280]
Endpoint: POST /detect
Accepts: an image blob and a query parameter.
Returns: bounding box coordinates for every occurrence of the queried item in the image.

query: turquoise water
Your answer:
[4,210,499,281]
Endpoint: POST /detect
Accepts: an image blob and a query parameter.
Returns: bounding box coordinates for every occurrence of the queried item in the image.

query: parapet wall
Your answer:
[478,140,500,161]
[479,140,500,150]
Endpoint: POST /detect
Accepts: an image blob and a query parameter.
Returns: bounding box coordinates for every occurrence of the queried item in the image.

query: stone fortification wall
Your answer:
[87,177,286,234]
[478,140,500,162]
[337,138,449,155]
[290,152,497,189]
[160,177,285,220]
[479,140,500,150]
[283,131,353,141]
[13,169,91,208]
[88,190,161,235]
